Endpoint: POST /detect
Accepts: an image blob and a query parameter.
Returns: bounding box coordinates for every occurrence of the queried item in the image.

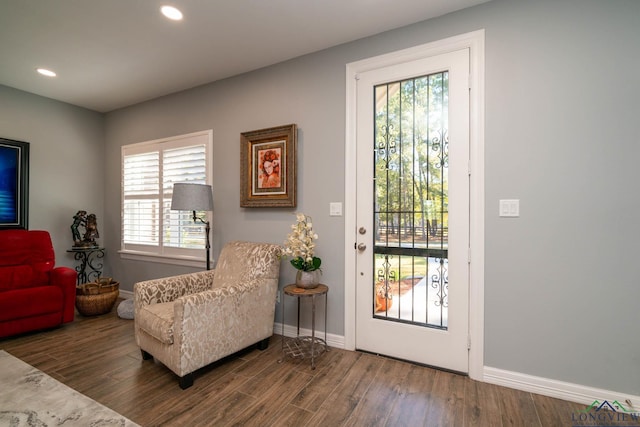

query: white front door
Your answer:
[354,48,470,373]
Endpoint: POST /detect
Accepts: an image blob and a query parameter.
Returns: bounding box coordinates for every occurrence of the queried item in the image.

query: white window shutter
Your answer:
[121,131,211,258]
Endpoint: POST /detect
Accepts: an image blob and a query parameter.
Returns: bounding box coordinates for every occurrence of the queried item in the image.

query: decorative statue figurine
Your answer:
[83,214,100,245]
[71,210,87,245]
[71,210,100,248]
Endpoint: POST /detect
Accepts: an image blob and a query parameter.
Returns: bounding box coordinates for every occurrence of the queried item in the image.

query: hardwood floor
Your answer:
[1,305,586,426]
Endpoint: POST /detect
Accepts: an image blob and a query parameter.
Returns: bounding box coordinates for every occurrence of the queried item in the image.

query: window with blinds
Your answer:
[121,130,212,262]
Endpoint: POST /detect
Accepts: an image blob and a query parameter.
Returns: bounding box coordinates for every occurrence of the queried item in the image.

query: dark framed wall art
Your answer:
[0,138,29,229]
[240,124,297,208]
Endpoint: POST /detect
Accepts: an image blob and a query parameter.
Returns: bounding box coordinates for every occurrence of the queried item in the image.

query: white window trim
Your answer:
[118,250,208,269]
[120,129,213,267]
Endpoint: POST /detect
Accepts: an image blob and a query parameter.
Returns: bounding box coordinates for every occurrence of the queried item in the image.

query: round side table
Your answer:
[279,284,329,369]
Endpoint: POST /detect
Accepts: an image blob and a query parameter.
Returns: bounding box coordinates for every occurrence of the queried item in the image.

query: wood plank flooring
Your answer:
[0,304,587,426]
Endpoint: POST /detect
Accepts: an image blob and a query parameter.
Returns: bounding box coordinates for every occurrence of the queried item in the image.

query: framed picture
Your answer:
[0,138,29,229]
[240,124,297,208]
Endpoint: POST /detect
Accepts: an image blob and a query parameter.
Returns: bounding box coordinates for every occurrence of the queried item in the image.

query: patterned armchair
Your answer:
[134,241,281,389]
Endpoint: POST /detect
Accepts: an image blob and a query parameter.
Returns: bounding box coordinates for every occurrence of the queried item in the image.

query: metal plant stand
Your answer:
[279,284,329,369]
[67,247,105,285]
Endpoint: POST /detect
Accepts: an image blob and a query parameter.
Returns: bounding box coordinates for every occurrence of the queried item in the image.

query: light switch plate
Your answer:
[329,202,342,216]
[499,199,520,217]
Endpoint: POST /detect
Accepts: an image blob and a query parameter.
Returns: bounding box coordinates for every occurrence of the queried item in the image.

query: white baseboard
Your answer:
[273,322,345,349]
[484,366,640,410]
[119,290,133,299]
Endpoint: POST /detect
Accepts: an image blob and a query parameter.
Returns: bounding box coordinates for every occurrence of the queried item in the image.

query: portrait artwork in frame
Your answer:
[240,124,297,208]
[0,138,29,229]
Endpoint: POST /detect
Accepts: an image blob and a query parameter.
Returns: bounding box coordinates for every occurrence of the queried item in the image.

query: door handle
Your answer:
[357,243,366,252]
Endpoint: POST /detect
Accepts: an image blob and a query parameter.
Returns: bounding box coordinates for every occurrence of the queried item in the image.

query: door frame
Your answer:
[344,30,485,381]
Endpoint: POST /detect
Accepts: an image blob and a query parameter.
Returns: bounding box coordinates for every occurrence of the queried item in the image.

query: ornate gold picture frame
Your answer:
[240,124,297,208]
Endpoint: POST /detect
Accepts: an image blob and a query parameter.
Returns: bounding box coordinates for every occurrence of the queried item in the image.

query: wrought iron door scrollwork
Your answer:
[431,257,448,308]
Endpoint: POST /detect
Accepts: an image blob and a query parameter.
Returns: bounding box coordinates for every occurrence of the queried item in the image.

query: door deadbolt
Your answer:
[359,227,366,235]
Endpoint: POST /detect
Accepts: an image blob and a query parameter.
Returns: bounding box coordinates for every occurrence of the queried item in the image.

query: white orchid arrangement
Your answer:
[283,213,321,272]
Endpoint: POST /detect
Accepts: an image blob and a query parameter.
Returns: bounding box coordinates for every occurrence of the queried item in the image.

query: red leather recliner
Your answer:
[0,230,76,338]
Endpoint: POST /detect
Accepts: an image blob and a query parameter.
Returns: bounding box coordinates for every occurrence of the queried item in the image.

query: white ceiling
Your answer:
[0,0,488,113]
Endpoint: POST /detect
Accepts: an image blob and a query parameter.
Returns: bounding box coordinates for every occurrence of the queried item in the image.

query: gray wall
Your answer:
[0,85,104,265]
[104,0,639,396]
[103,50,349,330]
[482,0,640,397]
[2,0,637,397]
[104,0,640,396]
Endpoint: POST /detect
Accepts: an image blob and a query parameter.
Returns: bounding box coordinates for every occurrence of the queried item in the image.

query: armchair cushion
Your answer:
[0,286,62,322]
[212,240,281,286]
[0,265,50,291]
[138,302,174,345]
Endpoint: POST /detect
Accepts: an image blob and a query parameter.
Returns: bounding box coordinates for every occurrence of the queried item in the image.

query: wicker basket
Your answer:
[75,281,119,316]
[77,278,118,296]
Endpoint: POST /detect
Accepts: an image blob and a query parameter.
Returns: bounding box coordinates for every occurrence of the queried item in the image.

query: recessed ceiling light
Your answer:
[161,5,183,21]
[36,68,56,77]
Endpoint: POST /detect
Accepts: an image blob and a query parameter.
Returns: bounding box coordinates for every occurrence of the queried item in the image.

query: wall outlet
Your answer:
[276,291,281,304]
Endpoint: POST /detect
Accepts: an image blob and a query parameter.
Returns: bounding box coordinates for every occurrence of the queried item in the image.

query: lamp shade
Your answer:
[171,183,213,211]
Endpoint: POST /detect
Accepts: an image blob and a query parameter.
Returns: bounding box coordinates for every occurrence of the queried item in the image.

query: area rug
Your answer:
[0,350,139,426]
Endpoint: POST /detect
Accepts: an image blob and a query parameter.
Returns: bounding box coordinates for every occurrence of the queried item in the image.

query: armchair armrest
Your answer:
[50,266,77,323]
[172,278,278,369]
[134,270,216,310]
